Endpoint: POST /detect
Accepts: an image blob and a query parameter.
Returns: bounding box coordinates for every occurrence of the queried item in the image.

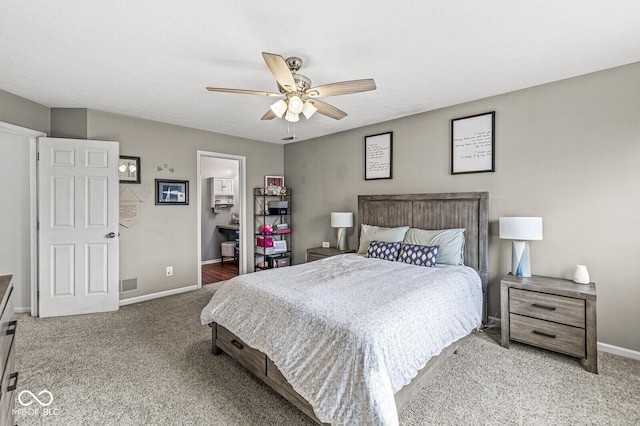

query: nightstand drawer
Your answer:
[307,253,326,262]
[510,313,585,358]
[510,288,585,328]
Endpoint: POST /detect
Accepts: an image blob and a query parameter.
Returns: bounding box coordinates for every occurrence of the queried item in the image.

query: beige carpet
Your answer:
[15,284,640,425]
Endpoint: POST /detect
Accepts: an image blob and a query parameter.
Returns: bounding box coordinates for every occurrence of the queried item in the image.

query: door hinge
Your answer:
[37,290,40,299]
[37,152,40,161]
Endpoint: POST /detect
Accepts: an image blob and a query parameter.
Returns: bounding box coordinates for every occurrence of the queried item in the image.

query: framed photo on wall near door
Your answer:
[155,179,189,205]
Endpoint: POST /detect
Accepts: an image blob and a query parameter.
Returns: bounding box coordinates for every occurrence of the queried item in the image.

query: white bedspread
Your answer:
[201,254,482,425]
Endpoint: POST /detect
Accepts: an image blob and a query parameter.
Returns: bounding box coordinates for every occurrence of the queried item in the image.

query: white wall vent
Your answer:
[120,277,138,293]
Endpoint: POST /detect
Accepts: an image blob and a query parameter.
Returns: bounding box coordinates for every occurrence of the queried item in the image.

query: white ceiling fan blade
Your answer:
[261,109,277,120]
[306,79,376,97]
[308,99,348,120]
[206,87,281,97]
[262,52,296,92]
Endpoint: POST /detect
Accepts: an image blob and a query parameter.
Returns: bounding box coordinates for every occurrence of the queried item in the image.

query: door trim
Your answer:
[0,121,46,317]
[196,150,247,287]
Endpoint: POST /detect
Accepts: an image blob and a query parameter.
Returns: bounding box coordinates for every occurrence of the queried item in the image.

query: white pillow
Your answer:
[403,228,465,265]
[357,224,410,254]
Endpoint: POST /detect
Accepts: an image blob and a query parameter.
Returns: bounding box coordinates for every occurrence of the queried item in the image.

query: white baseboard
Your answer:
[598,342,640,361]
[15,307,31,314]
[201,259,221,265]
[489,317,640,361]
[119,285,198,306]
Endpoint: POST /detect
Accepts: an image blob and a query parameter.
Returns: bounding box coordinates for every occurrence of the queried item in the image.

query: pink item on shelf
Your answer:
[257,237,273,247]
[259,225,273,234]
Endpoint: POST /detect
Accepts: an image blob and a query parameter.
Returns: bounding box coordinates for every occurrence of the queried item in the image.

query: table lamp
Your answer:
[499,217,543,277]
[331,212,354,251]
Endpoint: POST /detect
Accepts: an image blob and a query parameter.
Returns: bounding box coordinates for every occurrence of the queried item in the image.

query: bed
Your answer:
[201,192,489,425]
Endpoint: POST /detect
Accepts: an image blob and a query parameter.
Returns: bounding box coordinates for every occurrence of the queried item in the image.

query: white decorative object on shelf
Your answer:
[573,265,590,284]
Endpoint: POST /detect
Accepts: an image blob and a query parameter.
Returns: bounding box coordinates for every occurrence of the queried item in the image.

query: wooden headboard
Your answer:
[358,192,489,318]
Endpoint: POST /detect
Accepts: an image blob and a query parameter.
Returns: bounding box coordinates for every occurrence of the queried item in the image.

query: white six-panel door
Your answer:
[38,137,119,317]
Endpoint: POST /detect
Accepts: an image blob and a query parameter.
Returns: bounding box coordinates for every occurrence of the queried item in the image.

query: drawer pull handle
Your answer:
[533,330,556,339]
[532,303,556,311]
[7,372,18,392]
[230,339,244,350]
[6,320,17,335]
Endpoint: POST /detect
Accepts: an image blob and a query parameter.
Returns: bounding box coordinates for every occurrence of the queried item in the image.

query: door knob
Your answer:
[106,232,116,238]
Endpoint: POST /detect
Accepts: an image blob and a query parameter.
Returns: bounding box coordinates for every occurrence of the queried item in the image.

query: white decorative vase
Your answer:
[573,265,590,284]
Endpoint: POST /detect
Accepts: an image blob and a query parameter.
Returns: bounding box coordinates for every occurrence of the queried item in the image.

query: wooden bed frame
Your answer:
[211,191,489,424]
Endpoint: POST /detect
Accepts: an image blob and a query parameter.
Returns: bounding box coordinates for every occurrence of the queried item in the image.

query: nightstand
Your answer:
[500,274,597,373]
[306,247,356,262]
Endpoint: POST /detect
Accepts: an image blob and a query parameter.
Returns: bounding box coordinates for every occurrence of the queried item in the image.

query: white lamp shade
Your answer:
[499,217,543,240]
[284,110,299,122]
[331,212,354,228]
[270,99,287,118]
[288,95,304,114]
[302,101,317,119]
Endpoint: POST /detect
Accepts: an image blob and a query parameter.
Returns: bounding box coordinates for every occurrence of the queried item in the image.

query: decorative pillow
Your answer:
[358,224,410,254]
[403,228,465,265]
[365,240,402,261]
[398,244,439,267]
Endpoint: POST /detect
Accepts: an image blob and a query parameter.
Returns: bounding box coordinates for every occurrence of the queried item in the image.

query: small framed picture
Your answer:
[451,111,495,174]
[155,179,189,205]
[119,156,141,184]
[364,132,393,180]
[265,176,284,187]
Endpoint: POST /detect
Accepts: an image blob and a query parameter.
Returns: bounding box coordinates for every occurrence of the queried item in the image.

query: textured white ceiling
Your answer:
[1,1,639,144]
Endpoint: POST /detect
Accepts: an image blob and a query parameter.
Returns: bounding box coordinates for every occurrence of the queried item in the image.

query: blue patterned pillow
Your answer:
[366,240,402,261]
[398,244,439,267]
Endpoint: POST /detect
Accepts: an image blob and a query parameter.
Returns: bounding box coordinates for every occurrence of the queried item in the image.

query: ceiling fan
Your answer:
[206,52,376,122]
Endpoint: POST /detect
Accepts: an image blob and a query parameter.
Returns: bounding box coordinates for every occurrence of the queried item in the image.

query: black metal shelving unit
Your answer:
[254,187,292,270]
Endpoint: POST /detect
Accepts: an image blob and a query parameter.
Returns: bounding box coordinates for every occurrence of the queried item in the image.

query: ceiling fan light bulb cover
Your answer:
[302,101,317,119]
[288,96,304,114]
[270,99,287,118]
[285,110,299,122]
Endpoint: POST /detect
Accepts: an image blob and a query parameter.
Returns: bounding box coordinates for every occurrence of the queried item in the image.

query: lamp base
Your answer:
[511,241,531,277]
[337,228,348,251]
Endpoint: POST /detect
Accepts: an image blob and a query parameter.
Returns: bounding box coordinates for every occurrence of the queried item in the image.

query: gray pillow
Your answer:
[403,228,465,265]
[357,224,410,254]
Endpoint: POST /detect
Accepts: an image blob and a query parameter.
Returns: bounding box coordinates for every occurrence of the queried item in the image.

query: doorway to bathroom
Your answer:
[197,151,247,286]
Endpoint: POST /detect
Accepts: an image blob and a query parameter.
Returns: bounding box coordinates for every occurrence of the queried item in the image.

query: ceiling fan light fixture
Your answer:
[288,95,304,114]
[285,110,299,122]
[302,101,317,119]
[270,99,288,118]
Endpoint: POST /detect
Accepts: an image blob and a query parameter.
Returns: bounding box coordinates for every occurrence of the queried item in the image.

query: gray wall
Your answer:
[84,110,283,300]
[284,61,640,352]
[51,108,88,139]
[0,89,49,133]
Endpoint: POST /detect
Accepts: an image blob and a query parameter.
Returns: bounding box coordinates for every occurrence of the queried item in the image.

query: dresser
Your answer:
[0,275,17,425]
[306,247,356,262]
[500,274,597,373]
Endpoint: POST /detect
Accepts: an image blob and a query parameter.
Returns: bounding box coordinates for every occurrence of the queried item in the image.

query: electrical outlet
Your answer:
[166,266,173,276]
[322,241,330,248]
